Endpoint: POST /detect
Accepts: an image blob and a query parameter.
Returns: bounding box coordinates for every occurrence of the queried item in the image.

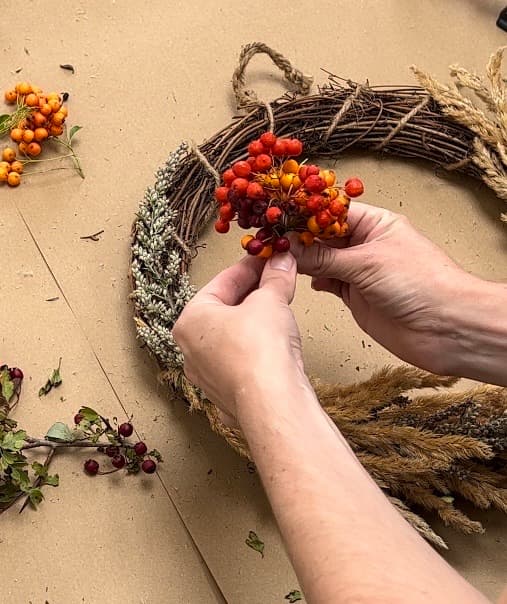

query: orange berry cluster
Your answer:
[213,133,364,257]
[4,81,68,161]
[0,147,23,187]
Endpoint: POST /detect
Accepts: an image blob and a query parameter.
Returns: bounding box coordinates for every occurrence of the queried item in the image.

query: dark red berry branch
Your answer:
[0,363,163,515]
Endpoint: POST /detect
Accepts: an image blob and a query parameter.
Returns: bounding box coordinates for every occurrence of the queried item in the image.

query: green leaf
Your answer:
[148,449,163,462]
[78,406,99,422]
[1,429,27,451]
[68,125,82,142]
[32,461,47,478]
[38,359,62,395]
[285,590,302,603]
[0,114,10,127]
[11,467,31,489]
[45,422,75,442]
[0,369,14,403]
[51,367,62,388]
[245,531,264,558]
[44,473,59,487]
[38,380,52,397]
[28,488,44,507]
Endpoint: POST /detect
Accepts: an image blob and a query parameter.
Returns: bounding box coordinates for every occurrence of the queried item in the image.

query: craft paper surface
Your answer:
[1,1,506,602]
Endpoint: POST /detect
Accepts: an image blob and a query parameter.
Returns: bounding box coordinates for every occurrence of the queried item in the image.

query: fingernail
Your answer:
[269,252,294,272]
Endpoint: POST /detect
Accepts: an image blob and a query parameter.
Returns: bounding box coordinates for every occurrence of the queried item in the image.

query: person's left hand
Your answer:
[173,253,303,424]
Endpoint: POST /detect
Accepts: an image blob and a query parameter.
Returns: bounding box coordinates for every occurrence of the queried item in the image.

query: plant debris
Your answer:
[38,358,62,397]
[245,530,264,557]
[80,229,104,242]
[59,64,75,74]
[285,590,302,603]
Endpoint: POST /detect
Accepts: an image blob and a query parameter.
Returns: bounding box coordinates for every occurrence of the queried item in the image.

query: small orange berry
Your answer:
[16,82,32,95]
[0,167,8,182]
[7,171,21,187]
[306,216,321,235]
[241,235,254,250]
[258,244,273,259]
[4,90,17,104]
[32,85,42,94]
[0,161,11,172]
[46,92,60,101]
[25,93,39,107]
[34,127,49,142]
[26,142,42,157]
[22,129,35,143]
[2,147,16,162]
[17,118,28,129]
[282,159,299,174]
[10,160,23,174]
[26,143,42,157]
[52,111,66,126]
[32,112,47,127]
[49,124,63,137]
[40,103,52,116]
[59,106,68,117]
[10,128,23,143]
[18,142,28,155]
[299,231,315,247]
[48,98,61,113]
[280,173,295,190]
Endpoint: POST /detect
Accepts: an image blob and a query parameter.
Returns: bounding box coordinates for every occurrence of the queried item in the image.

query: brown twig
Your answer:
[80,229,104,242]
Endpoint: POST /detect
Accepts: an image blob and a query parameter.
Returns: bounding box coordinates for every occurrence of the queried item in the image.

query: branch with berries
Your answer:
[0,363,161,515]
[213,133,364,256]
[0,80,84,187]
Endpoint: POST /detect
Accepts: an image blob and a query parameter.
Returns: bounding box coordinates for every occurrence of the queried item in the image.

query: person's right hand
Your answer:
[290,202,478,376]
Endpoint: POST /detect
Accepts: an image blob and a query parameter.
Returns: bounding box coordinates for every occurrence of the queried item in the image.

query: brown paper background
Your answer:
[1,1,506,602]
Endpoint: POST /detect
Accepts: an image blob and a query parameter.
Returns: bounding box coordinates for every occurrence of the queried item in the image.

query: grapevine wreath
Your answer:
[131,43,507,548]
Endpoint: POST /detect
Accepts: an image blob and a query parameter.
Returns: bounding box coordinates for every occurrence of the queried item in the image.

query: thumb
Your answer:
[290,235,367,282]
[258,252,297,303]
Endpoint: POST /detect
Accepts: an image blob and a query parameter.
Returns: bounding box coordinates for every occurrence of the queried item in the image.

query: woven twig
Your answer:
[131,45,507,548]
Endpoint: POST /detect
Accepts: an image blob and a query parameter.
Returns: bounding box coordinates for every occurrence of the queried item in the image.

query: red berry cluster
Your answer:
[80,419,158,476]
[213,133,364,256]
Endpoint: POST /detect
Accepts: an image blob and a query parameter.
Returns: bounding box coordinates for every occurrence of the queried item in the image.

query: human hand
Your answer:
[290,202,474,376]
[173,253,304,424]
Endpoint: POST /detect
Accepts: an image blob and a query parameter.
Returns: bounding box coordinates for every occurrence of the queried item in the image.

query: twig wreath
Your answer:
[131,43,507,548]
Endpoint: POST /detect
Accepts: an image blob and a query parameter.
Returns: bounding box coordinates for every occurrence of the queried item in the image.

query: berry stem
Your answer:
[19,446,56,513]
[52,136,85,179]
[22,438,136,450]
[22,153,75,164]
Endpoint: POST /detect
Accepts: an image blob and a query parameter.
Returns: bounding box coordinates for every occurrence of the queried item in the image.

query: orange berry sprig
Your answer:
[0,81,83,186]
[213,133,364,258]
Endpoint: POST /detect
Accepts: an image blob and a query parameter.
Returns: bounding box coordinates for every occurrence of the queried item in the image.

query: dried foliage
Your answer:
[131,44,507,547]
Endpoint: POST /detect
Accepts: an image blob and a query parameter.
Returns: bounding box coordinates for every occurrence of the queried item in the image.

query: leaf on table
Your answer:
[45,422,75,442]
[245,530,264,558]
[78,406,99,422]
[39,359,62,396]
[0,369,15,403]
[28,488,44,507]
[285,590,302,602]
[148,448,163,462]
[1,429,27,451]
[44,474,59,487]
[59,64,75,74]
[68,125,82,142]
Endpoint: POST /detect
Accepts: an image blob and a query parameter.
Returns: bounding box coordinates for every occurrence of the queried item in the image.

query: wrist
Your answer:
[234,360,319,430]
[441,274,507,386]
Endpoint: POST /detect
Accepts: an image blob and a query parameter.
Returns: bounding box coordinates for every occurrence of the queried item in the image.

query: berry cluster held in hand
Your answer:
[1,81,70,186]
[213,133,364,256]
